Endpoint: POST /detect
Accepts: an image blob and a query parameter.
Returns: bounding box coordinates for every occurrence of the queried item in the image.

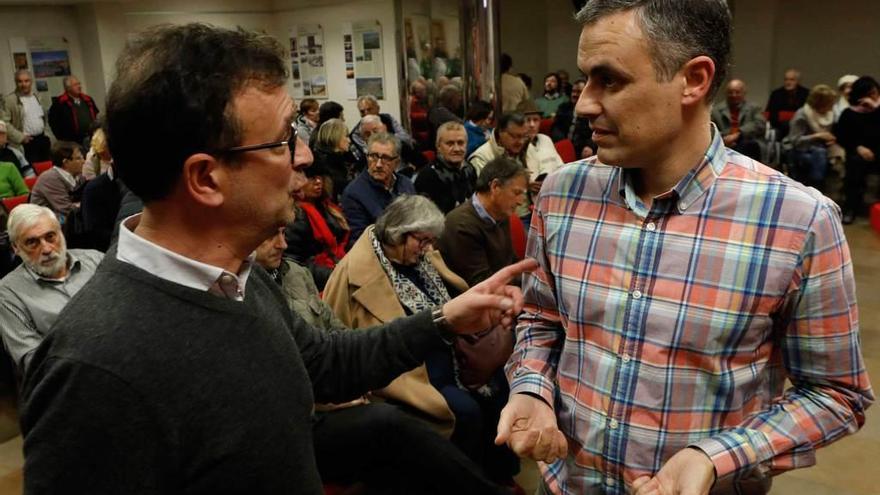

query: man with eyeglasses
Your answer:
[20,24,535,495]
[0,204,102,375]
[341,131,416,246]
[468,112,529,177]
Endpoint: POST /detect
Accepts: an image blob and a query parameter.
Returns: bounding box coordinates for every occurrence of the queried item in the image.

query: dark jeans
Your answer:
[424,348,520,482]
[843,155,879,216]
[23,133,51,163]
[313,402,507,495]
[791,146,828,189]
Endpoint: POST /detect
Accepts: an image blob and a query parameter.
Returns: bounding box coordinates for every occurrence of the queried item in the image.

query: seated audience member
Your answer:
[785,84,844,189]
[0,160,27,199]
[535,72,565,117]
[428,85,464,146]
[519,100,564,209]
[324,195,519,484]
[341,132,416,246]
[551,78,595,158]
[437,158,526,286]
[0,120,33,178]
[353,95,414,149]
[464,101,494,157]
[834,75,859,122]
[310,100,346,147]
[410,78,432,148]
[765,68,809,138]
[348,114,387,170]
[30,141,86,219]
[0,204,102,374]
[81,162,127,252]
[312,118,358,201]
[711,79,766,161]
[415,121,476,214]
[469,113,528,176]
[285,162,349,290]
[256,228,510,495]
[835,76,880,224]
[295,98,320,144]
[82,128,112,180]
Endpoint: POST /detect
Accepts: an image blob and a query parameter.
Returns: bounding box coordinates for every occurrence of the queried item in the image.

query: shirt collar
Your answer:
[55,167,77,188]
[471,193,496,225]
[617,124,725,215]
[116,214,254,301]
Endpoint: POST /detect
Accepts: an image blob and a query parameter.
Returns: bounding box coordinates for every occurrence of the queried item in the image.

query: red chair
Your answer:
[539,117,553,136]
[871,202,880,235]
[421,150,436,163]
[24,175,37,190]
[509,213,527,260]
[1,194,28,213]
[777,110,796,123]
[32,161,53,175]
[554,138,577,163]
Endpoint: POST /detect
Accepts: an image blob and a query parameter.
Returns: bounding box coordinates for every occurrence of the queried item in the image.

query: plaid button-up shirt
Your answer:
[508,128,873,494]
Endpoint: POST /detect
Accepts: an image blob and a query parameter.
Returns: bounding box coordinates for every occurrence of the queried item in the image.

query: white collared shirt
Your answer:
[20,94,45,136]
[116,214,253,301]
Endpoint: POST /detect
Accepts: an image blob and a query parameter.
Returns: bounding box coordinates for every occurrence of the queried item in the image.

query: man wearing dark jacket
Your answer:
[21,24,533,495]
[341,132,416,246]
[48,75,99,146]
[415,121,475,213]
[765,69,809,139]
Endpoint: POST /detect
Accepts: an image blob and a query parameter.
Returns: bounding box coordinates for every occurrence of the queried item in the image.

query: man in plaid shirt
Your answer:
[495,1,874,494]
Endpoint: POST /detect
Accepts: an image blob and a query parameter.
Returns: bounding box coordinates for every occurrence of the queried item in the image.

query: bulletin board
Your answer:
[341,21,385,100]
[289,25,328,99]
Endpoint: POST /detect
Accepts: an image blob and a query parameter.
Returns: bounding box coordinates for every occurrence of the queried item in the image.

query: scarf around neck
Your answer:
[369,229,451,314]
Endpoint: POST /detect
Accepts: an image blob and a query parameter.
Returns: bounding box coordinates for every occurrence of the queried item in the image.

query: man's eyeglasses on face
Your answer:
[367,152,399,164]
[224,123,297,159]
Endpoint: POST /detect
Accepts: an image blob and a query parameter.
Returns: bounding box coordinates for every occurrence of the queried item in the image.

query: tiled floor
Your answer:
[0,221,877,494]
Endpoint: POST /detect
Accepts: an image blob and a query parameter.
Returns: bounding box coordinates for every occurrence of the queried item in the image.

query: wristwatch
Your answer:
[431,306,456,344]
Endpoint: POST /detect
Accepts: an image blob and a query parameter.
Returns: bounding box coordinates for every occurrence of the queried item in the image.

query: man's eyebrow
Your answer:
[580,62,631,81]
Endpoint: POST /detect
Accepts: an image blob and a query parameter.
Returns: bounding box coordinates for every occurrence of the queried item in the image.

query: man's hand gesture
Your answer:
[631,447,716,495]
[495,393,567,463]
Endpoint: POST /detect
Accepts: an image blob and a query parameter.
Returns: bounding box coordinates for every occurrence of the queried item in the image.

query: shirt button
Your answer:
[646,222,656,232]
[621,353,631,363]
[632,289,642,299]
[606,476,616,486]
[609,418,619,429]
[678,201,687,211]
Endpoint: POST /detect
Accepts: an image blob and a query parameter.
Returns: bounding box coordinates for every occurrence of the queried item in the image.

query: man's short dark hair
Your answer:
[544,72,560,86]
[105,24,287,203]
[466,100,493,122]
[495,113,526,139]
[474,157,528,193]
[576,0,731,100]
[501,53,513,73]
[849,76,880,106]
[51,141,81,169]
[317,101,344,125]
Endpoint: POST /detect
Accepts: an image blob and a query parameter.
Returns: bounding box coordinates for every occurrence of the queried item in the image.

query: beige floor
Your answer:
[0,221,877,494]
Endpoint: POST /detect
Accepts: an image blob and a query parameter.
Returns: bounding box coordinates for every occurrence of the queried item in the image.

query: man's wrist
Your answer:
[431,305,456,344]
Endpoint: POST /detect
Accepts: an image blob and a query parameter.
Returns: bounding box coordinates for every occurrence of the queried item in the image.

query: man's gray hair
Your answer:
[576,0,731,99]
[374,195,445,246]
[62,75,78,90]
[435,121,466,147]
[357,94,379,107]
[13,69,32,80]
[367,131,401,156]
[7,204,60,245]
[360,114,384,134]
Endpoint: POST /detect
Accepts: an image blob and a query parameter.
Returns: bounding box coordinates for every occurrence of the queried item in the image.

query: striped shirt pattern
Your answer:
[507,129,873,494]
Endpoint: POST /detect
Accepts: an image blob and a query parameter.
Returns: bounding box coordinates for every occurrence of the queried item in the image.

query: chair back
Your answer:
[421,150,436,163]
[508,213,527,260]
[24,176,37,190]
[1,194,28,214]
[32,161,53,175]
[554,138,577,163]
[539,118,553,136]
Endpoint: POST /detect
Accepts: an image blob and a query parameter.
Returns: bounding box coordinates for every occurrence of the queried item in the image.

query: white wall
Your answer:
[0,6,89,104]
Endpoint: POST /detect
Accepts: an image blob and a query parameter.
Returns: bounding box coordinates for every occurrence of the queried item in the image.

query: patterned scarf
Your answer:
[369,229,451,314]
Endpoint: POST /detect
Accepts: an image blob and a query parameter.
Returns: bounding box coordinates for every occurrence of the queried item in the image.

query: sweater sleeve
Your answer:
[292,309,444,404]
[22,357,170,494]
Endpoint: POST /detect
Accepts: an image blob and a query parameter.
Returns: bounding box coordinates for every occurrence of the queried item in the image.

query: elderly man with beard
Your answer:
[0,204,102,375]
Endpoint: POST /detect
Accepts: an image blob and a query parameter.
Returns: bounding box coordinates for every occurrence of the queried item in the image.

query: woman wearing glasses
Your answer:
[324,194,520,487]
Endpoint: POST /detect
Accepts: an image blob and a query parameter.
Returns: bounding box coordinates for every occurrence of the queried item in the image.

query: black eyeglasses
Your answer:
[367,152,399,163]
[224,123,297,158]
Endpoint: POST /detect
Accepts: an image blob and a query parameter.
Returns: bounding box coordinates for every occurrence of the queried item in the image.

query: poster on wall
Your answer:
[341,21,385,100]
[289,25,328,99]
[8,37,69,103]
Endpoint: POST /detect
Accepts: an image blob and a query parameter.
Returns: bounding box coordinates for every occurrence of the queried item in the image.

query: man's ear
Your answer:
[681,55,716,106]
[180,153,227,207]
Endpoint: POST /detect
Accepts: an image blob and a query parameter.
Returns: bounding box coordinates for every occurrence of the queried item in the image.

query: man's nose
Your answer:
[575,86,601,119]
